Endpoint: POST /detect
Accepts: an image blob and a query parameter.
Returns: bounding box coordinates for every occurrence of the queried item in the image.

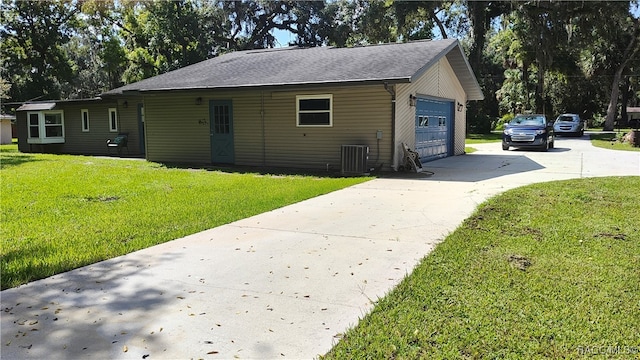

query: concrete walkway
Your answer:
[2,134,638,359]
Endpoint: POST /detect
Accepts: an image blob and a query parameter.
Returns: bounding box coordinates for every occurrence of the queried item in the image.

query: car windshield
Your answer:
[510,116,545,126]
[557,115,577,122]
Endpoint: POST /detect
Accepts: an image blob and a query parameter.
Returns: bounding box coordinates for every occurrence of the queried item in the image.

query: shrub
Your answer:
[494,113,514,131]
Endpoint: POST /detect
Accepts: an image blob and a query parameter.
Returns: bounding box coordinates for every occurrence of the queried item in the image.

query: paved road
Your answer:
[2,134,638,359]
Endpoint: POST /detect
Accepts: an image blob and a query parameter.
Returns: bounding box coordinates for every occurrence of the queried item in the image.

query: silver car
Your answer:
[553,114,584,136]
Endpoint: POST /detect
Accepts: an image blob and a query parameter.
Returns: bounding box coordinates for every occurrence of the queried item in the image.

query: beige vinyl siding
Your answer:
[227,91,263,166]
[144,85,393,170]
[144,93,211,163]
[263,85,391,170]
[438,57,467,156]
[395,57,467,169]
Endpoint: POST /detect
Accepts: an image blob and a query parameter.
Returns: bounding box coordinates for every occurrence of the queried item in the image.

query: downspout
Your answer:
[261,91,266,166]
[384,82,396,171]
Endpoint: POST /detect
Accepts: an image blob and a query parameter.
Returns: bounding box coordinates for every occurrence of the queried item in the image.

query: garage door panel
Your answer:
[415,99,453,163]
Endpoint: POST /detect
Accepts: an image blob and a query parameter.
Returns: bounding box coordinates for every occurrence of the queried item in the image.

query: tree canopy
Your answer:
[1,0,638,130]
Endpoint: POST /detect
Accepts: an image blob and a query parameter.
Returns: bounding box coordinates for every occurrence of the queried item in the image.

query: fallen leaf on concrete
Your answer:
[207,351,219,354]
[123,345,128,352]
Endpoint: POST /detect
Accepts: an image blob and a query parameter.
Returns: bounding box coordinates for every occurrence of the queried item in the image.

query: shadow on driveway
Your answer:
[1,251,184,359]
[385,153,546,182]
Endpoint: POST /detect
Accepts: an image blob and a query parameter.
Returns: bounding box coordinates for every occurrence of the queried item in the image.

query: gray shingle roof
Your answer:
[105,39,483,100]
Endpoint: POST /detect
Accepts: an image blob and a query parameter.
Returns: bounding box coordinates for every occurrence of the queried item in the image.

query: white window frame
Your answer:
[26,110,65,144]
[108,108,118,132]
[296,94,333,127]
[81,109,90,132]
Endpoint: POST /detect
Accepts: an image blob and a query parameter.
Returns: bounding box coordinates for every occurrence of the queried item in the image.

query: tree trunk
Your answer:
[522,60,530,112]
[604,20,639,131]
[603,66,624,131]
[621,75,630,125]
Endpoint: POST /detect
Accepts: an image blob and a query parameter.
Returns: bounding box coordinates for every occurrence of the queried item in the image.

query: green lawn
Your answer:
[466,132,503,144]
[0,144,370,290]
[324,176,640,359]
[590,131,640,152]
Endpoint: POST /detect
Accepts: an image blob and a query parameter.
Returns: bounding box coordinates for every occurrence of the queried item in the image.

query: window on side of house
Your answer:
[296,94,333,127]
[108,108,118,132]
[81,109,89,132]
[27,111,65,144]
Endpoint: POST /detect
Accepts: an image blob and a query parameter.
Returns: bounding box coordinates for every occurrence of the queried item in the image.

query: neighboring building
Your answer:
[16,39,483,171]
[0,113,15,145]
[628,107,640,126]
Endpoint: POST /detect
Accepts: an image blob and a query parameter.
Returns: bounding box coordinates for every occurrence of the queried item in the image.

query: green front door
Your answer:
[209,100,234,164]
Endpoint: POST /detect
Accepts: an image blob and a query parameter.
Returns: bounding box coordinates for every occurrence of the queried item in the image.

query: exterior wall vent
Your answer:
[341,145,369,176]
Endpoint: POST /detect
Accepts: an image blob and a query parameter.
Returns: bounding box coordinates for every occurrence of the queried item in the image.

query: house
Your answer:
[15,97,145,156]
[0,113,15,145]
[628,107,640,126]
[16,39,483,171]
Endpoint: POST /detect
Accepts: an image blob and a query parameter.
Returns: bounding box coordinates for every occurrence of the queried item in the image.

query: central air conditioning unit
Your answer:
[341,145,369,176]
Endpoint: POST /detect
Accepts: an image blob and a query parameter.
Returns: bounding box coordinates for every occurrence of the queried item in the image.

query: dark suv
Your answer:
[502,114,555,151]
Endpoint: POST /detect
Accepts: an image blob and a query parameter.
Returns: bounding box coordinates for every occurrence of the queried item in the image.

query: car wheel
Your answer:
[502,143,509,151]
[540,141,549,152]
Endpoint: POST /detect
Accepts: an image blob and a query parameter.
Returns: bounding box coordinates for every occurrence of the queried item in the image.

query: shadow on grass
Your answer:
[0,153,43,169]
[589,132,618,142]
[159,161,378,178]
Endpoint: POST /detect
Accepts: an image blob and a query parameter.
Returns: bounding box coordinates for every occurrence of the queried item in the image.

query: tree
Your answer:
[0,0,81,101]
[603,15,639,130]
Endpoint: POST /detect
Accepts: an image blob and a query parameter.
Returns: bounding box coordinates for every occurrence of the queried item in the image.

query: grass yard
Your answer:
[324,176,640,359]
[465,132,503,144]
[466,133,502,153]
[590,131,640,152]
[0,144,370,290]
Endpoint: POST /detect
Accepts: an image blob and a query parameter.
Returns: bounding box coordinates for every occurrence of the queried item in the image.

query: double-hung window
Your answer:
[81,109,90,132]
[27,111,65,144]
[296,94,333,127]
[108,108,118,132]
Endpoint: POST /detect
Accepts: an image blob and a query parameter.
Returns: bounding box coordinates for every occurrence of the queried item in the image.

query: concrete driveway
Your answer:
[2,134,638,359]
